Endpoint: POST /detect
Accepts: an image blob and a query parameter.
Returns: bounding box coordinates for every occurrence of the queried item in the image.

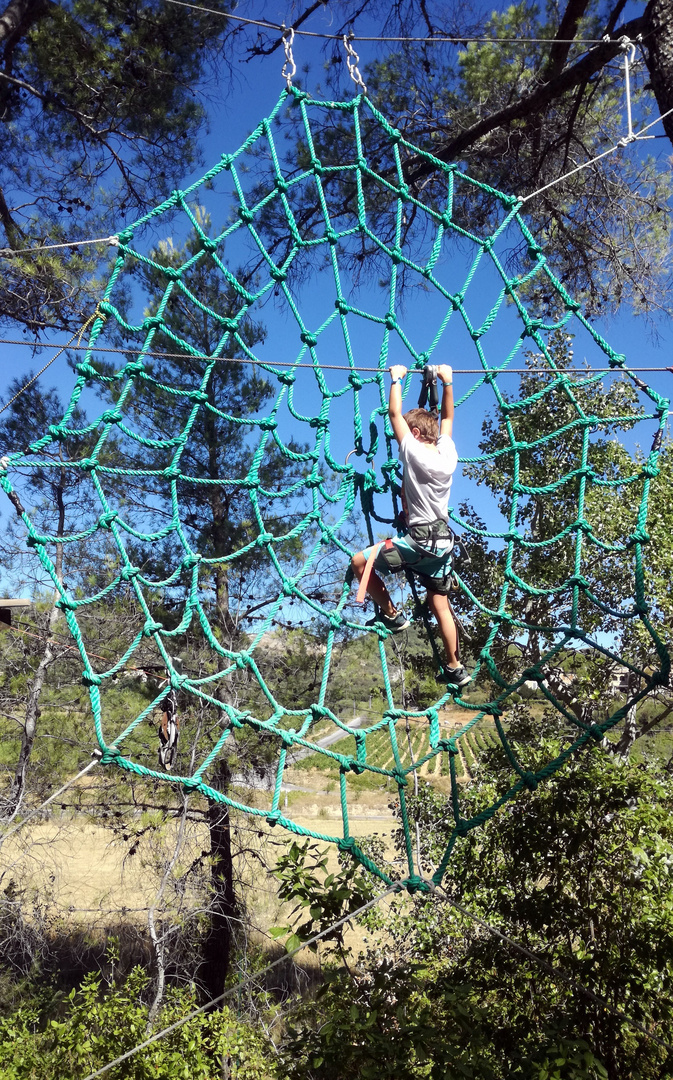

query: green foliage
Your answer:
[281,960,491,1080]
[0,967,277,1079]
[275,720,673,1079]
[272,839,376,958]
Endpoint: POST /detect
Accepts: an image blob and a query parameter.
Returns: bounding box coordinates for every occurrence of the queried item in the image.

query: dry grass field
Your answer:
[0,704,493,960]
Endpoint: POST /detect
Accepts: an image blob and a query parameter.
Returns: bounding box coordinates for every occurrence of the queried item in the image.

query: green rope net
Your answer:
[2,87,669,891]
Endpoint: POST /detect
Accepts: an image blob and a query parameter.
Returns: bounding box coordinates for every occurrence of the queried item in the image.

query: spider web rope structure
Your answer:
[1,87,669,890]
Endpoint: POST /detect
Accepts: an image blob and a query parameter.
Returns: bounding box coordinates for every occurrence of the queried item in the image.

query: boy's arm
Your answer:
[388,365,410,445]
[436,365,454,438]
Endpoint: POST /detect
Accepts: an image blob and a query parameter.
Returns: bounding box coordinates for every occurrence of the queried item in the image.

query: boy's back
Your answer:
[399,431,458,525]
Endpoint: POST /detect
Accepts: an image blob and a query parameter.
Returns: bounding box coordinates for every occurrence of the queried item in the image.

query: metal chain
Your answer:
[343,33,367,94]
[281,25,296,89]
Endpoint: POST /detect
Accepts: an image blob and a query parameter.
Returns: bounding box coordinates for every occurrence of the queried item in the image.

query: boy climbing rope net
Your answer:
[351,364,470,689]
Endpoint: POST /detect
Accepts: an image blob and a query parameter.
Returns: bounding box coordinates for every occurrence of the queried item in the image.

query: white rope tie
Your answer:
[0,235,118,258]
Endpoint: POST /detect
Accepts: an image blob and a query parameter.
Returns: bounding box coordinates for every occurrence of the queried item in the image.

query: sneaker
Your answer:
[438,664,471,688]
[365,609,410,633]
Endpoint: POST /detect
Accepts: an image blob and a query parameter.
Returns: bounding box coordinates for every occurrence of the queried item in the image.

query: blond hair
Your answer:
[403,408,438,443]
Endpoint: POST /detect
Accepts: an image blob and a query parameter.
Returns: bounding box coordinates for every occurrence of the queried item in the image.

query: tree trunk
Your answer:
[200,758,238,1003]
[643,0,673,145]
[0,0,50,51]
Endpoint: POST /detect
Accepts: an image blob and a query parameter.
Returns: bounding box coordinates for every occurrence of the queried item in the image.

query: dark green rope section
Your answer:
[1,86,669,892]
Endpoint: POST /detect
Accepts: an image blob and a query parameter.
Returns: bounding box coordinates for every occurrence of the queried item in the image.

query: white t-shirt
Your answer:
[399,432,458,526]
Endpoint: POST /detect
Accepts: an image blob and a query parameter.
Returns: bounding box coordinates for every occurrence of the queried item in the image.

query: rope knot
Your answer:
[308,706,329,726]
[99,511,118,530]
[640,462,659,480]
[181,553,201,570]
[589,724,605,742]
[338,836,356,852]
[303,474,324,489]
[300,331,318,348]
[348,372,364,390]
[100,745,121,763]
[325,227,339,246]
[121,565,141,581]
[100,410,123,425]
[116,228,133,245]
[277,370,296,386]
[82,670,102,687]
[181,776,201,790]
[238,207,254,224]
[405,875,430,894]
[311,159,325,177]
[335,298,349,315]
[274,176,289,194]
[523,771,538,791]
[628,526,650,545]
[143,315,163,332]
[48,424,67,442]
[391,246,403,264]
[388,127,402,144]
[162,265,181,280]
[124,360,145,377]
[270,266,287,283]
[76,361,97,377]
[26,533,45,548]
[55,595,77,612]
[384,312,397,330]
[143,619,162,637]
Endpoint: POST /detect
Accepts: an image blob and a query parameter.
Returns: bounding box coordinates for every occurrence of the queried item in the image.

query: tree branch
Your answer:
[539,0,591,84]
[405,14,646,182]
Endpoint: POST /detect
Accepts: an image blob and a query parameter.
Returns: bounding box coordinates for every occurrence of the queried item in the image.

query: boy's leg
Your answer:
[351,551,398,617]
[426,591,461,668]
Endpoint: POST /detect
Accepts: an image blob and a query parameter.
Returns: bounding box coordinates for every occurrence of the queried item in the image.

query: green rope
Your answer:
[1,87,669,891]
